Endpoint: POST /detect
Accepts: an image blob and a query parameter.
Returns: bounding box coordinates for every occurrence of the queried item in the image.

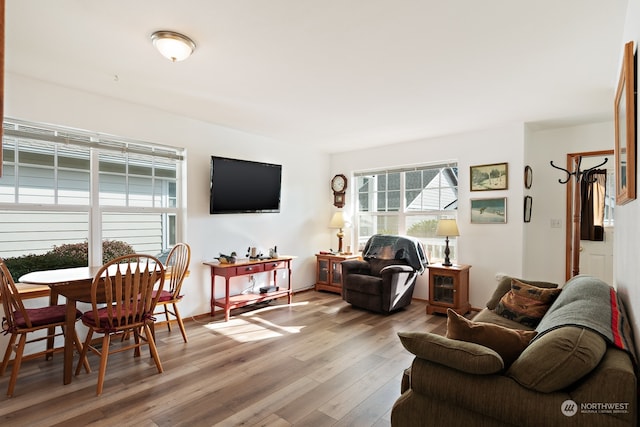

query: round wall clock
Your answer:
[331,174,347,208]
[331,174,347,193]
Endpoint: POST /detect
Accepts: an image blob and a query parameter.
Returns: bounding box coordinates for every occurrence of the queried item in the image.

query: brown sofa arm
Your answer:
[398,357,573,427]
[570,348,637,423]
[400,353,636,427]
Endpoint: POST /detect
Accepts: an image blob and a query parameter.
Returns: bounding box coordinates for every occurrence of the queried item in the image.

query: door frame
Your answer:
[564,149,614,281]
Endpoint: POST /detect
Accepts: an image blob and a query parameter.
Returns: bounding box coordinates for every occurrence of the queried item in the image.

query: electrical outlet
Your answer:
[550,219,562,228]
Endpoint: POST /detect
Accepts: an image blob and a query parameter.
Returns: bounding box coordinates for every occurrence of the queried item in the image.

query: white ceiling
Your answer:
[5,0,629,153]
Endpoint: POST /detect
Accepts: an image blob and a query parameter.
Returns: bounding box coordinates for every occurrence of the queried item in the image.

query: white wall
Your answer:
[331,124,526,308]
[524,121,614,282]
[4,73,331,320]
[615,0,640,351]
[332,119,625,311]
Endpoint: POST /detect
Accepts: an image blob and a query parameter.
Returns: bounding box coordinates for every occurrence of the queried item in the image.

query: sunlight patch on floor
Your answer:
[203,301,308,342]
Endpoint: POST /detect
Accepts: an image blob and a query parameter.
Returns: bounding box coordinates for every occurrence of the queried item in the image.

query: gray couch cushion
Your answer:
[507,326,607,393]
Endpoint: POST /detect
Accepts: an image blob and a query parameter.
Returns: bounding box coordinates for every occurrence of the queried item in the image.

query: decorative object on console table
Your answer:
[331,174,348,208]
[329,211,350,253]
[216,251,237,264]
[435,218,459,267]
[269,246,278,258]
[426,263,471,315]
[203,256,293,322]
[315,253,360,295]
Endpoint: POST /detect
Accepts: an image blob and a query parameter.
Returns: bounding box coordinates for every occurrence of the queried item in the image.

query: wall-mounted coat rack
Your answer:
[550,157,608,184]
[550,155,609,279]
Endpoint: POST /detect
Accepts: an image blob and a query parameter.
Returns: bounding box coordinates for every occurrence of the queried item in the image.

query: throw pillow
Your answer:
[486,276,558,310]
[446,309,537,367]
[495,279,561,328]
[507,326,607,393]
[397,331,504,374]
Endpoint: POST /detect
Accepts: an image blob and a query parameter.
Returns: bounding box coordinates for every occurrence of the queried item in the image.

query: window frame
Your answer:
[0,118,185,264]
[353,162,458,263]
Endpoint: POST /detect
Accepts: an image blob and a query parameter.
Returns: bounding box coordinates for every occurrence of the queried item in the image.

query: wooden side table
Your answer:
[426,263,471,315]
[315,253,359,295]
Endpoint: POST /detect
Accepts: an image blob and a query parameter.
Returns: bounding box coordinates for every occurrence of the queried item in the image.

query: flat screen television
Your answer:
[210,156,282,214]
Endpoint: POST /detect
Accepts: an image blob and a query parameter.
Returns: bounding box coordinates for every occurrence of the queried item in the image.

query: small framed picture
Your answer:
[471,198,507,224]
[470,162,508,191]
[524,165,533,189]
[524,196,533,223]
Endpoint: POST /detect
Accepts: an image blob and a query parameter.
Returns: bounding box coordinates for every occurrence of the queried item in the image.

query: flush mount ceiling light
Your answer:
[151,30,196,62]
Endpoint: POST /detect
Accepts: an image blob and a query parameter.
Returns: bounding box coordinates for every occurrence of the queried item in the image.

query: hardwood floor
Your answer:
[0,291,447,427]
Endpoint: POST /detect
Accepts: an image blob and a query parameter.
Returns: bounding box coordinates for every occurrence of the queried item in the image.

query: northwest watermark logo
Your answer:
[562,400,630,416]
[561,400,578,417]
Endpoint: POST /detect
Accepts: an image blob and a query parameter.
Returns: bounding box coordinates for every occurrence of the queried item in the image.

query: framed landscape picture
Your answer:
[470,162,508,191]
[471,197,507,224]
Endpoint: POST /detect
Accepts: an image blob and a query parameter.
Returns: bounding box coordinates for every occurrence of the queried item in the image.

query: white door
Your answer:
[579,226,614,283]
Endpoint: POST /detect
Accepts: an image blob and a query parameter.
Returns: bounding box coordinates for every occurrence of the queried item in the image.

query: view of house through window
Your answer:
[355,163,458,263]
[0,118,184,268]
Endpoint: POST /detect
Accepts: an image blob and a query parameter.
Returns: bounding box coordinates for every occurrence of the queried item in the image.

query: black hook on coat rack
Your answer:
[549,157,608,184]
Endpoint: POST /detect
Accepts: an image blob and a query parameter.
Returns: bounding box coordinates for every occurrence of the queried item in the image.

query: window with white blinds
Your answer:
[354,162,458,263]
[0,118,184,260]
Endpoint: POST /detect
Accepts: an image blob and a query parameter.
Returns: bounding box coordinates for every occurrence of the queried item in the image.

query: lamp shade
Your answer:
[329,211,350,228]
[436,218,460,237]
[151,31,196,62]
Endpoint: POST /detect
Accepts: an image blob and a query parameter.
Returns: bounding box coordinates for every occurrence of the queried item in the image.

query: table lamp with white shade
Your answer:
[436,218,459,266]
[329,211,351,253]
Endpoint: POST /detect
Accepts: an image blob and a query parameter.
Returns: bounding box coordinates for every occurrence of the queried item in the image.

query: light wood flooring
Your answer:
[0,291,447,427]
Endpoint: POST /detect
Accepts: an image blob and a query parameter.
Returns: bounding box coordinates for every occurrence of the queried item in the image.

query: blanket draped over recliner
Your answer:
[362,234,428,274]
[534,275,637,364]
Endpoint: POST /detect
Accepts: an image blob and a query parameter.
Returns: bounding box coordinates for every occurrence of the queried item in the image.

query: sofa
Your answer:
[391,275,637,427]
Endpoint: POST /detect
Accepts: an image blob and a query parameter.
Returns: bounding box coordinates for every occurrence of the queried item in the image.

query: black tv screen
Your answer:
[210,156,282,214]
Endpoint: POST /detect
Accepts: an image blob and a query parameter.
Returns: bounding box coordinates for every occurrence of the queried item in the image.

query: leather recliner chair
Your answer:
[342,234,428,313]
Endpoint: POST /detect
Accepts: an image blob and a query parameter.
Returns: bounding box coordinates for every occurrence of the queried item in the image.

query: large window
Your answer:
[355,162,458,263]
[0,118,184,262]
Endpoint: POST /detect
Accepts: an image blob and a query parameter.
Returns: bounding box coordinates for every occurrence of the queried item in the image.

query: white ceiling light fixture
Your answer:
[151,30,196,62]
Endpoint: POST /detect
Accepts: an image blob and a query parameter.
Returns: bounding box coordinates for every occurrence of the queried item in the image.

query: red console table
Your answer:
[203,257,293,321]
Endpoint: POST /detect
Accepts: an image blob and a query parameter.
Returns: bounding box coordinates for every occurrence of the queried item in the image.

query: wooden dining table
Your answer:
[19,263,172,385]
[19,266,103,385]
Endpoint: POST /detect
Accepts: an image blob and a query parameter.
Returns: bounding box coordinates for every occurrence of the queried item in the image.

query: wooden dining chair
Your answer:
[74,254,165,395]
[0,258,87,397]
[153,243,191,342]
